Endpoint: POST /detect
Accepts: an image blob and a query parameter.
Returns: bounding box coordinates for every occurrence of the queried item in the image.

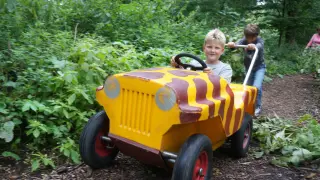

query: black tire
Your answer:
[79,111,119,169]
[172,134,213,180]
[230,113,253,158]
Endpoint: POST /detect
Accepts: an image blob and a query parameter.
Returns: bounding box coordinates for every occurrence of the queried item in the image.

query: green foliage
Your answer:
[31,152,55,171]
[0,121,14,142]
[172,0,255,28]
[253,0,320,45]
[0,27,182,170]
[58,138,81,164]
[301,48,320,74]
[253,115,320,166]
[0,0,319,171]
[1,151,21,161]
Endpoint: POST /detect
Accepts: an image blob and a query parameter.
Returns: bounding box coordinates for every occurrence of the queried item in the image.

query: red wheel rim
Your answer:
[95,130,113,157]
[243,123,251,149]
[193,151,209,180]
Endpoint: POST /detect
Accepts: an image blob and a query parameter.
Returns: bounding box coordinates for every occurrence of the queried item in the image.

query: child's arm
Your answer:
[236,38,246,46]
[170,56,184,68]
[255,38,264,50]
[247,38,264,51]
[203,66,232,83]
[227,38,246,48]
[306,34,315,48]
[219,65,233,84]
[170,56,177,67]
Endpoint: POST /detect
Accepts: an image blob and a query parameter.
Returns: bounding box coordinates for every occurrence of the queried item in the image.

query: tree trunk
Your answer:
[278,30,283,47]
[285,9,297,44]
[278,0,286,46]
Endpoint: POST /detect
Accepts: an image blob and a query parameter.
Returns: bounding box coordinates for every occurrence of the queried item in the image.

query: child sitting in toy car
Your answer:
[170,29,233,83]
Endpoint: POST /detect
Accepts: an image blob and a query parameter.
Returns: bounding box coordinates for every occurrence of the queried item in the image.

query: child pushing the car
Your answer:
[227,24,265,117]
[170,29,233,84]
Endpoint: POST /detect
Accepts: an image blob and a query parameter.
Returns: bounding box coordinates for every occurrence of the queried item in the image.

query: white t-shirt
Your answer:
[190,60,233,83]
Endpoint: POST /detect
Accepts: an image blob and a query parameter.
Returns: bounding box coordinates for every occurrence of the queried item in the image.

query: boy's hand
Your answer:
[170,56,178,68]
[247,44,256,50]
[203,67,213,74]
[227,42,235,48]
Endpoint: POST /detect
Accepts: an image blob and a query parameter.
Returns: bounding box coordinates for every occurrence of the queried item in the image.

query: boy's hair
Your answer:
[204,29,226,47]
[244,24,260,37]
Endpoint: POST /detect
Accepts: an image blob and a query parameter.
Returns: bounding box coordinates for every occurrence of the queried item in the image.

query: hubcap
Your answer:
[243,123,251,149]
[193,151,208,180]
[95,130,114,157]
[199,168,203,176]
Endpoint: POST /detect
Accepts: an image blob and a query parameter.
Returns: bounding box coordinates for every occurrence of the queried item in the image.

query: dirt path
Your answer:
[1,74,319,180]
[262,74,320,121]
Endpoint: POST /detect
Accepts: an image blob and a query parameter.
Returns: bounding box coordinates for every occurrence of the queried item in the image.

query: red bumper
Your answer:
[108,134,167,169]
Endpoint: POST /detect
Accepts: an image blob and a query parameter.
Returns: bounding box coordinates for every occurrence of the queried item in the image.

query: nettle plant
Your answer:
[301,48,320,76]
[253,115,320,167]
[0,31,183,171]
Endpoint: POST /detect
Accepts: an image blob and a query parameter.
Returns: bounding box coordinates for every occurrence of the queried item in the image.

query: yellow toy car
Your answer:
[79,45,258,180]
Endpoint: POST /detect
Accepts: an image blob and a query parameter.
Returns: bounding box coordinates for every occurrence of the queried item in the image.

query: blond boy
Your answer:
[171,29,233,83]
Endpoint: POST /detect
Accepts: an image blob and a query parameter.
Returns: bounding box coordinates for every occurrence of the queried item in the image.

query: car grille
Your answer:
[119,88,154,135]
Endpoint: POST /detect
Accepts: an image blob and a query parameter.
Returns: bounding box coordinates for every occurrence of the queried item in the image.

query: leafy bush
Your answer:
[301,48,320,75]
[1,0,319,172]
[0,29,184,170]
[253,115,320,166]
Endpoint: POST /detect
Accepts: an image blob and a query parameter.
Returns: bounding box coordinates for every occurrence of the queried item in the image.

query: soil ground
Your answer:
[1,74,320,180]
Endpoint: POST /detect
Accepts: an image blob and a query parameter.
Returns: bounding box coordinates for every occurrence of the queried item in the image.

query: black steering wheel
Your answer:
[174,53,207,71]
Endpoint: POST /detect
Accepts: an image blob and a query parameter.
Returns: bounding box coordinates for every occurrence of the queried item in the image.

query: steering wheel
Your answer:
[174,53,207,71]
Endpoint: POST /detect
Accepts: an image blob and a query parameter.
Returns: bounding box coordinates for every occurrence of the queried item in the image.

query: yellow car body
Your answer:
[96,67,257,168]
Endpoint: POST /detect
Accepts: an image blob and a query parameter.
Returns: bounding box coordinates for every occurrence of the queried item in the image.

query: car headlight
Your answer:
[155,87,176,111]
[104,76,120,98]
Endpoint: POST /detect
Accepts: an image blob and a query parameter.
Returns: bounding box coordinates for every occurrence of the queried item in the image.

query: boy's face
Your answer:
[203,41,224,63]
[245,35,257,44]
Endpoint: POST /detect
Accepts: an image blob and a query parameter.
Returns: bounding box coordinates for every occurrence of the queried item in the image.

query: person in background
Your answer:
[227,24,265,117]
[305,26,320,49]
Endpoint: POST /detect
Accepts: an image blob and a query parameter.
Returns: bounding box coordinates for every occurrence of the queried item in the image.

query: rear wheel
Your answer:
[172,134,213,180]
[79,111,119,169]
[230,113,253,158]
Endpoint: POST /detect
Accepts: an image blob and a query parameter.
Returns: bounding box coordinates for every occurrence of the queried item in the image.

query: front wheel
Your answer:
[79,111,119,169]
[172,134,213,180]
